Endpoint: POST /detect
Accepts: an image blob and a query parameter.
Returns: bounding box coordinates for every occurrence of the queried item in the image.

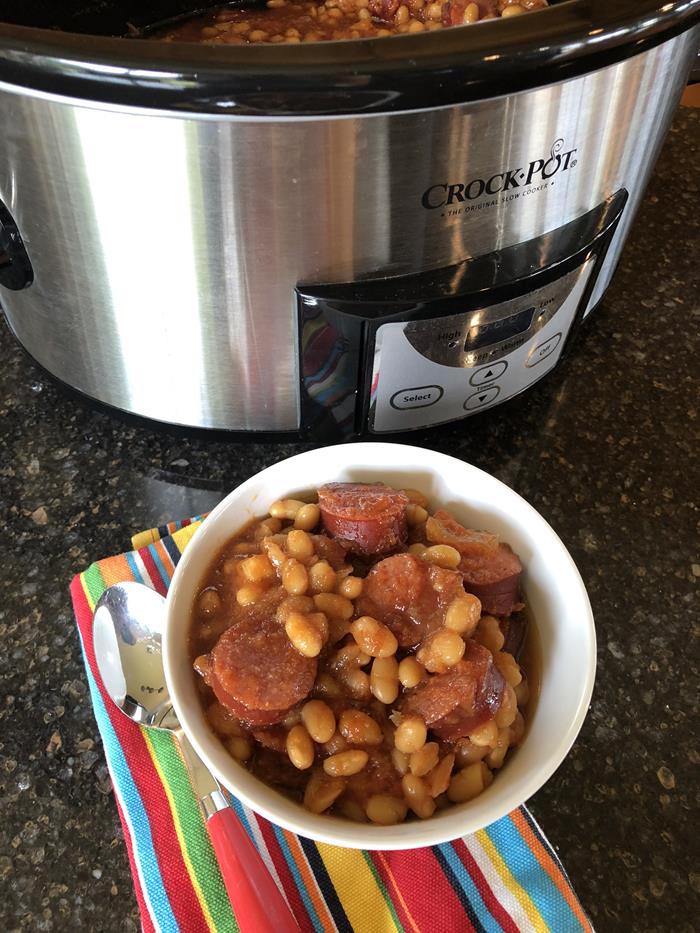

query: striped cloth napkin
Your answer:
[70,516,592,933]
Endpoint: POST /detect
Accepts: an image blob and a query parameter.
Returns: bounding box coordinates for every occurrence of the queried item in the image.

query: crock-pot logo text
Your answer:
[421,139,578,211]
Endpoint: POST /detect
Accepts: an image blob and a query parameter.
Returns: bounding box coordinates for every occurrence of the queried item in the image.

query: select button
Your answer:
[390,385,444,411]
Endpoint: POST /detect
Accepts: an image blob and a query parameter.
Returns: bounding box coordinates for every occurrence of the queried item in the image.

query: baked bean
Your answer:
[282,707,302,729]
[401,773,436,818]
[469,719,499,748]
[322,731,349,755]
[206,702,244,736]
[350,616,398,658]
[308,560,337,594]
[240,553,276,583]
[370,656,399,704]
[323,749,369,777]
[426,1,442,20]
[294,502,321,530]
[198,588,222,615]
[338,575,363,599]
[428,753,455,798]
[301,700,336,743]
[455,739,490,767]
[333,642,371,669]
[337,797,367,822]
[510,711,526,745]
[262,537,287,570]
[514,676,530,707]
[269,498,306,520]
[394,715,427,754]
[391,747,410,775]
[486,729,510,769]
[416,630,465,672]
[342,667,372,700]
[444,593,481,635]
[314,672,342,698]
[423,544,461,569]
[406,503,429,526]
[447,762,489,803]
[286,529,315,561]
[495,683,518,729]
[475,615,505,654]
[314,592,354,620]
[255,517,282,538]
[282,558,309,595]
[285,611,325,657]
[502,3,525,16]
[463,1,479,22]
[408,543,428,557]
[366,794,408,825]
[339,709,383,746]
[193,654,211,679]
[398,656,425,689]
[236,582,266,606]
[287,724,315,770]
[401,488,429,508]
[226,735,253,761]
[409,741,439,777]
[494,650,522,687]
[277,595,315,622]
[304,770,346,813]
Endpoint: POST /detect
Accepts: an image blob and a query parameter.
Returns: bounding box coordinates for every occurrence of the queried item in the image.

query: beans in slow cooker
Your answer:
[190,481,534,824]
[154,0,548,45]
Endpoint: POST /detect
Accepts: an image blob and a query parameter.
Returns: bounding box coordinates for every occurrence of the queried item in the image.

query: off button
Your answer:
[390,385,444,410]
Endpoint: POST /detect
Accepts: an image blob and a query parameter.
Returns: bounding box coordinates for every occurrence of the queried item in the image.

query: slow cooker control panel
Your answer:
[368,260,593,433]
[296,190,626,439]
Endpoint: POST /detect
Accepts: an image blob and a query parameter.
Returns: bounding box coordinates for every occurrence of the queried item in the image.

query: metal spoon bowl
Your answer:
[92,581,300,933]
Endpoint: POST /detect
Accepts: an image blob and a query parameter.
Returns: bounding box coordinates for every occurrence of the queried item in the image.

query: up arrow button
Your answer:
[469,361,508,386]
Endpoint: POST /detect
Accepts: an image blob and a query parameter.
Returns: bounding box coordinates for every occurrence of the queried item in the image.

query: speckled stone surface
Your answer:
[1,105,698,933]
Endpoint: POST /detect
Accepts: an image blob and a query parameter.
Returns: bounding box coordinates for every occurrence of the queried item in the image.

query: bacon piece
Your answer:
[318,482,408,557]
[425,510,499,559]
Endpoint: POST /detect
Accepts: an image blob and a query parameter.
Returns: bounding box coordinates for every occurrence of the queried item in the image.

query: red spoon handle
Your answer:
[207,808,300,933]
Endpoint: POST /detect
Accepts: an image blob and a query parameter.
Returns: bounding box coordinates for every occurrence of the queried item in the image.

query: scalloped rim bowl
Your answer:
[164,442,595,850]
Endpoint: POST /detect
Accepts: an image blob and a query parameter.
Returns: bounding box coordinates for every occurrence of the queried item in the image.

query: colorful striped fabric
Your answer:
[70,518,592,933]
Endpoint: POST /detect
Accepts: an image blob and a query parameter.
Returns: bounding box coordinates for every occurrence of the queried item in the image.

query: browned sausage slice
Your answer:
[359,553,465,648]
[401,641,505,740]
[459,543,523,616]
[426,510,499,559]
[210,610,317,720]
[318,483,408,557]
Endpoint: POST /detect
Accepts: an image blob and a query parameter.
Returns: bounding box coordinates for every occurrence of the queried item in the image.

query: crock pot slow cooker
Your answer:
[0,1,698,436]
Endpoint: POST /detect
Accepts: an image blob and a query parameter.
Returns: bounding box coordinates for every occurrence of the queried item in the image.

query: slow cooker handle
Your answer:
[0,201,33,291]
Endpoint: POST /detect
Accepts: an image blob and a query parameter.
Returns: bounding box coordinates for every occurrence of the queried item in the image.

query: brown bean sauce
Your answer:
[188,484,536,823]
[152,0,548,45]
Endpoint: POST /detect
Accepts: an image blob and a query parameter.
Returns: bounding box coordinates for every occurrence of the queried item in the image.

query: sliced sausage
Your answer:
[401,641,505,740]
[359,552,465,648]
[209,674,290,727]
[318,483,409,557]
[368,0,400,22]
[459,543,523,616]
[210,605,317,722]
[425,510,499,559]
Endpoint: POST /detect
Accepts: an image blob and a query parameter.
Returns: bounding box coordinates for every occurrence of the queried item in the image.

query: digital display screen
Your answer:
[465,306,535,352]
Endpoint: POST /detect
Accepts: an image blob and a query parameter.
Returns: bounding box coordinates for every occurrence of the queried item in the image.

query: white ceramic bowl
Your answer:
[164,442,595,850]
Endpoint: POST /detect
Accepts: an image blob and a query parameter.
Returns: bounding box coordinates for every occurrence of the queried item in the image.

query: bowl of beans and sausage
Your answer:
[164,443,595,849]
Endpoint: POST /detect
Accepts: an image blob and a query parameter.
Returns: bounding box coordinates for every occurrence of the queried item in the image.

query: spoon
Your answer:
[92,581,300,933]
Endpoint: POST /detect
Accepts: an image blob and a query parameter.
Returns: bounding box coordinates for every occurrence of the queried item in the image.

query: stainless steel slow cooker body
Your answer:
[0,1,698,434]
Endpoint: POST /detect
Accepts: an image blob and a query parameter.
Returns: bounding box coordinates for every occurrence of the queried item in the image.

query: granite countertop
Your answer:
[1,105,698,933]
